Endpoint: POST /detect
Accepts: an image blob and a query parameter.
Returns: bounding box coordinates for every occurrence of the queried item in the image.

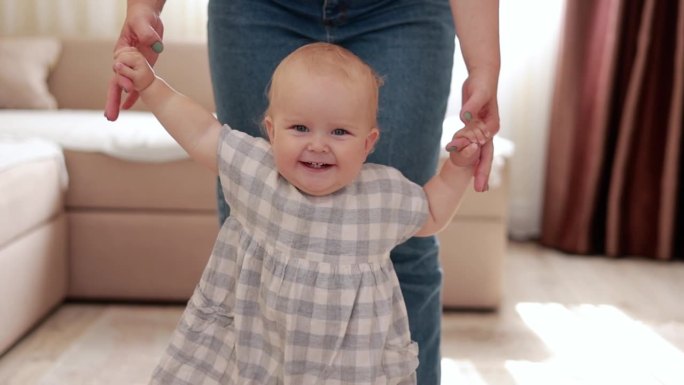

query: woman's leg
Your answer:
[331,3,455,384]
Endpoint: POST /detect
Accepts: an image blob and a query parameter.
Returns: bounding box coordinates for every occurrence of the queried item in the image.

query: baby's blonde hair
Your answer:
[265,42,383,125]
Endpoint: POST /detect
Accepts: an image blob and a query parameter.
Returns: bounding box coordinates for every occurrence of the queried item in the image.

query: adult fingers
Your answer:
[121,90,140,111]
[104,76,122,121]
[474,140,494,192]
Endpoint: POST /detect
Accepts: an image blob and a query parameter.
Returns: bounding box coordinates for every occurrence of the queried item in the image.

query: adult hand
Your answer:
[460,71,500,192]
[105,3,164,121]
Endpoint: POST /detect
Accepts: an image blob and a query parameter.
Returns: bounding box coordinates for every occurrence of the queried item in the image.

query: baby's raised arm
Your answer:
[113,47,222,174]
[414,126,483,237]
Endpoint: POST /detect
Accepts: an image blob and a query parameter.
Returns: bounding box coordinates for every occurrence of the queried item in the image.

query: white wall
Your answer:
[446,0,566,239]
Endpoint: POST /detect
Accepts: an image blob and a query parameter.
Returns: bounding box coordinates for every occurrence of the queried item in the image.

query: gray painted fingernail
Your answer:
[151,41,164,53]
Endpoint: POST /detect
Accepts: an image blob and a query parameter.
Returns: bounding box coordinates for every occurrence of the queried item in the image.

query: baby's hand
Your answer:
[445,126,484,167]
[112,47,156,93]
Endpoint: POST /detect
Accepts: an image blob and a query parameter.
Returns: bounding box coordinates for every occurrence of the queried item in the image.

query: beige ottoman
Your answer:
[438,139,511,310]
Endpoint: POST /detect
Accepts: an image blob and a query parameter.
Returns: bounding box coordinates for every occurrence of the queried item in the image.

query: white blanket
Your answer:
[0,109,187,163]
[0,109,515,189]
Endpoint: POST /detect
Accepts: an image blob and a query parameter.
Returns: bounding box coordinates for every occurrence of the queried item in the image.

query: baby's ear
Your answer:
[263,116,275,142]
[365,127,380,155]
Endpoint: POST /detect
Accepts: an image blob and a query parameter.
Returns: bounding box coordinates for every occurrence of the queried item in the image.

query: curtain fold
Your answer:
[541,0,622,254]
[541,0,684,260]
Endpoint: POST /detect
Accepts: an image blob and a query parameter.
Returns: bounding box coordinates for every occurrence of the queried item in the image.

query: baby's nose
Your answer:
[307,135,330,152]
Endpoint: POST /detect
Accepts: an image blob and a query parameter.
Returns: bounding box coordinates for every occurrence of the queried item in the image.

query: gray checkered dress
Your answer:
[150,127,428,385]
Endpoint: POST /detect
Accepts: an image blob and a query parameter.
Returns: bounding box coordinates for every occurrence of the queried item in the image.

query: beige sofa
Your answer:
[0,145,68,357]
[0,38,509,356]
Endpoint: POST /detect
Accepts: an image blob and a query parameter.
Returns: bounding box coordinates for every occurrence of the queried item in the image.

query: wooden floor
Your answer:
[1,241,683,384]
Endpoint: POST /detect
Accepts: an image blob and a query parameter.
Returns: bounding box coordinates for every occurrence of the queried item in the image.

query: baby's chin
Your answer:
[294,184,345,197]
[284,176,346,197]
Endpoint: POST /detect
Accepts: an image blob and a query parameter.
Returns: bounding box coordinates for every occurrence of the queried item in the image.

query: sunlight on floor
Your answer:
[440,303,684,385]
[505,303,684,385]
[441,358,489,385]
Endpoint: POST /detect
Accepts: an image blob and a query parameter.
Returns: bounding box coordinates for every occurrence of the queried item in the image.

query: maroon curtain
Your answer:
[541,0,684,260]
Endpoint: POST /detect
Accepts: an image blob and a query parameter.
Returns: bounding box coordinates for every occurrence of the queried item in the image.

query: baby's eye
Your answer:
[291,125,308,132]
[332,128,349,136]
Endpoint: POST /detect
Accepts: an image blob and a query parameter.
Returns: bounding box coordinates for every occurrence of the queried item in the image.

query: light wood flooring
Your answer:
[1,241,683,384]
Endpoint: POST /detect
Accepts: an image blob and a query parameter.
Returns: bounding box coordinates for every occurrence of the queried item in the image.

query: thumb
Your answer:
[131,17,163,46]
[460,90,489,124]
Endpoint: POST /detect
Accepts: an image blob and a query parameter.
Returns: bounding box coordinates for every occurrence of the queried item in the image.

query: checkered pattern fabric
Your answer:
[150,127,428,384]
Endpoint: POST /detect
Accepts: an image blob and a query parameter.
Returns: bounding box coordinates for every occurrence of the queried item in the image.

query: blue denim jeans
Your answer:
[208,1,454,383]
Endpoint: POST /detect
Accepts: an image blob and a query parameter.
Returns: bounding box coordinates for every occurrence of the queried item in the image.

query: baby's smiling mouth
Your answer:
[302,161,332,169]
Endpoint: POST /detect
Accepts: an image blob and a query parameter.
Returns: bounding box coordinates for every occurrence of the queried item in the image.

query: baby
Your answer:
[112,42,483,385]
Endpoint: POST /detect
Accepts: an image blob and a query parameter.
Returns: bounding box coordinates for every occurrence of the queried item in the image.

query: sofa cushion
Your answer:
[49,39,215,112]
[0,37,61,109]
[0,139,65,248]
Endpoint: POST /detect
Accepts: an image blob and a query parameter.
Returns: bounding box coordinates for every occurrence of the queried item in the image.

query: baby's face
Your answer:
[265,68,379,196]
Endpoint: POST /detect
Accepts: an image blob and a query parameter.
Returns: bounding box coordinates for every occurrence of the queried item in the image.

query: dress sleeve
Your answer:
[364,165,429,246]
[216,126,277,219]
[394,171,429,244]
